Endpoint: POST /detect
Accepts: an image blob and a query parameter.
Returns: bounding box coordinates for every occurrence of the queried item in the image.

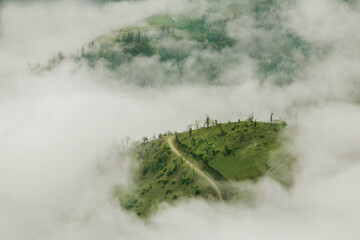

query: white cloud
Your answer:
[0,0,360,239]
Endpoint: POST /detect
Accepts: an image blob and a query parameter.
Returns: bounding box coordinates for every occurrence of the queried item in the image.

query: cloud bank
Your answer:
[0,0,359,239]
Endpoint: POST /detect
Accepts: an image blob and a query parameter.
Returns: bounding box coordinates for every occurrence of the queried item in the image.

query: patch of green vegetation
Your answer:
[115,119,294,218]
[121,31,155,57]
[35,12,236,73]
[146,14,176,29]
[147,14,235,50]
[176,120,293,184]
[75,29,156,68]
[115,136,217,219]
[243,0,313,85]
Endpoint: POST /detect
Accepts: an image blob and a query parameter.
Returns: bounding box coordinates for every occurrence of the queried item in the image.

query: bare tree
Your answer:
[194,120,200,129]
[187,124,193,136]
[215,120,225,135]
[205,115,211,128]
[248,113,254,123]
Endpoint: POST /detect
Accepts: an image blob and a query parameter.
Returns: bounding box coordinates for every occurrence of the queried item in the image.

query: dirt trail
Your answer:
[167,136,223,201]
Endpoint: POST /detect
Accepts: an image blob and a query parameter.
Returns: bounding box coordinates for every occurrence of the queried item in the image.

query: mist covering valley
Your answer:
[0,0,360,239]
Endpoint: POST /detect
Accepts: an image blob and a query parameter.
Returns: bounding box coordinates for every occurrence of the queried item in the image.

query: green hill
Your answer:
[35,0,313,87]
[36,13,235,86]
[115,119,294,218]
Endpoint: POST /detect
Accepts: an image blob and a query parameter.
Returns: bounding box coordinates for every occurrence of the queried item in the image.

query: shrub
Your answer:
[165,190,173,195]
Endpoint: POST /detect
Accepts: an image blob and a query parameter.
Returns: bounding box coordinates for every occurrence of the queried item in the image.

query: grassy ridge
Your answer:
[175,121,290,181]
[115,120,293,218]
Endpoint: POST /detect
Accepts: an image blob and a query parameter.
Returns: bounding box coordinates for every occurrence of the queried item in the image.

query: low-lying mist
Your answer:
[0,0,359,239]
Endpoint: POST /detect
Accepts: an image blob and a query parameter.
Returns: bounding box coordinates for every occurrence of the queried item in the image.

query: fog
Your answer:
[0,0,359,239]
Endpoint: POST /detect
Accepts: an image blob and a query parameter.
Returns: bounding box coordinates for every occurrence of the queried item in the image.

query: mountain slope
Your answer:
[167,135,223,201]
[175,120,293,184]
[115,119,293,218]
[34,0,314,87]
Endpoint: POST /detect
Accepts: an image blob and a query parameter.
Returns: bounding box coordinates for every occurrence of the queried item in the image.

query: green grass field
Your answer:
[175,121,291,182]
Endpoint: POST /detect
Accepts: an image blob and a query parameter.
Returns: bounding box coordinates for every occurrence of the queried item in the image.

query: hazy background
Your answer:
[0,0,359,239]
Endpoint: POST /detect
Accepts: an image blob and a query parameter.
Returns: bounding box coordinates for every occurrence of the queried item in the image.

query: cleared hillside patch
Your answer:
[175,121,292,182]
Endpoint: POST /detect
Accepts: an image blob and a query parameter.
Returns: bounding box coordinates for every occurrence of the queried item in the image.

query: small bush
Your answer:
[165,190,173,195]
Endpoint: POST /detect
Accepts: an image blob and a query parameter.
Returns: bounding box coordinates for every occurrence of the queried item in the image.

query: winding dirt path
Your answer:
[167,136,223,201]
